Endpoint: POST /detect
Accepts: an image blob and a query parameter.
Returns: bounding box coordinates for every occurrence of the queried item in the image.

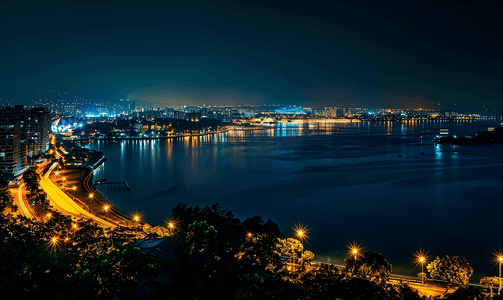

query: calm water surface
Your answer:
[87,120,503,281]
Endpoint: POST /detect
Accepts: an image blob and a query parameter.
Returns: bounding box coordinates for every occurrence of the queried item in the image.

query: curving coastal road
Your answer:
[14,183,35,219]
[40,163,116,227]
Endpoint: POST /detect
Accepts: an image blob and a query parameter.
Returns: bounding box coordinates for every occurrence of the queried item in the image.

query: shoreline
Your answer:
[67,126,273,142]
[80,156,134,226]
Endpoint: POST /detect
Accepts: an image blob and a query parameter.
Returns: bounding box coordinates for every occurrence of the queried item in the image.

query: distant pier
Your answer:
[94,180,130,191]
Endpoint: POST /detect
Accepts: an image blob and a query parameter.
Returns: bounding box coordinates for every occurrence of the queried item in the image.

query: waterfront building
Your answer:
[26,108,51,156]
[324,107,338,118]
[0,106,51,177]
[0,106,28,177]
[274,106,307,115]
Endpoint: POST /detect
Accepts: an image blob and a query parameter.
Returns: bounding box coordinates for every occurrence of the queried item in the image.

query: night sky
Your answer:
[1,0,502,111]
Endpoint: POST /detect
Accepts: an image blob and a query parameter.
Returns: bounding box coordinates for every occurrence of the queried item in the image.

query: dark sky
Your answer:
[1,0,502,111]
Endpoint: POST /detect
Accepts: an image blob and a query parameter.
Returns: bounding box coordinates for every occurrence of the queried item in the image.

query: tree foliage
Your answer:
[186,220,217,253]
[426,255,473,287]
[277,238,303,260]
[0,178,156,300]
[480,276,499,297]
[444,285,483,300]
[23,168,40,194]
[237,216,285,274]
[73,242,156,298]
[344,250,392,286]
[302,250,315,262]
[0,190,428,300]
[235,273,270,300]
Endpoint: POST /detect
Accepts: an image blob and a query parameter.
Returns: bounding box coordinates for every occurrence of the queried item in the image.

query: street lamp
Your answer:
[498,255,503,295]
[294,225,308,266]
[352,248,358,261]
[72,186,76,197]
[348,243,361,276]
[167,220,176,235]
[419,256,426,284]
[103,205,109,220]
[89,193,94,213]
[62,177,66,189]
[297,230,305,265]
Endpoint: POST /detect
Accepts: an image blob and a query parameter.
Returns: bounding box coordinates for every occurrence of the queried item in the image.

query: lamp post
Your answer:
[352,248,358,261]
[168,221,175,235]
[419,256,426,284]
[297,230,305,266]
[62,177,66,189]
[72,186,76,197]
[88,193,94,213]
[103,205,109,220]
[350,246,359,277]
[499,256,503,295]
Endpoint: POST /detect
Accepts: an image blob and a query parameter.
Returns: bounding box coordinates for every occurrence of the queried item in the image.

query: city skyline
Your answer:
[1,0,502,112]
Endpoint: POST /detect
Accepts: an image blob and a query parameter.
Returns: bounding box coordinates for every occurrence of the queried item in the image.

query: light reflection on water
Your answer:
[87,120,502,281]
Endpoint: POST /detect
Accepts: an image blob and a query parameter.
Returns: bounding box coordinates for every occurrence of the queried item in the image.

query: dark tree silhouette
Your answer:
[344,250,392,286]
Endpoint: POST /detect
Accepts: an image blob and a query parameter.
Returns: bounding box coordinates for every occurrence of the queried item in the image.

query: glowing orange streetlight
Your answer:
[89,193,94,213]
[103,205,109,220]
[294,225,308,266]
[418,256,426,284]
[72,186,76,197]
[346,243,361,277]
[498,255,503,295]
[62,177,66,189]
[167,220,177,235]
[348,242,361,262]
[134,215,140,225]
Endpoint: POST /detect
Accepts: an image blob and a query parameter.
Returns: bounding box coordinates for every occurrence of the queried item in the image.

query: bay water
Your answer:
[87,119,503,281]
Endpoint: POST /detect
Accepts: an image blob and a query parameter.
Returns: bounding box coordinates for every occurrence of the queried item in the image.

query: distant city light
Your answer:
[275,106,307,115]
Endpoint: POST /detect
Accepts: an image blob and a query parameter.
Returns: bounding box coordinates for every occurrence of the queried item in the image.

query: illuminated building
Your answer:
[0,106,51,177]
[26,108,51,156]
[275,106,307,115]
[0,106,28,176]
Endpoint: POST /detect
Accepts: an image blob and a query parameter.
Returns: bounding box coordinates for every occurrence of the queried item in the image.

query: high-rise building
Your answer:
[0,106,28,177]
[26,108,51,155]
[0,106,51,177]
